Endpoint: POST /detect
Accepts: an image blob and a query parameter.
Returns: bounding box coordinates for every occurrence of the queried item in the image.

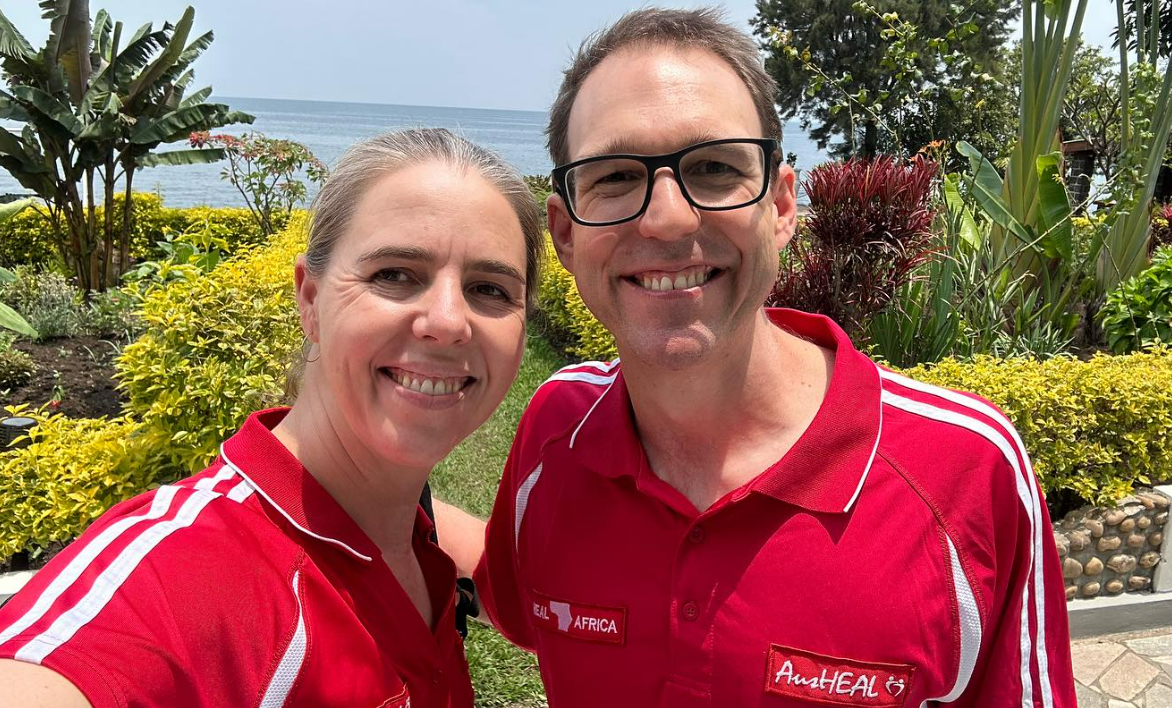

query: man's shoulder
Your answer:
[875,366,1032,519]
[520,359,622,438]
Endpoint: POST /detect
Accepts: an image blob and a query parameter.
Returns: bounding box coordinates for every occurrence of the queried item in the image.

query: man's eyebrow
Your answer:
[577,130,722,160]
[470,259,525,284]
[356,245,434,264]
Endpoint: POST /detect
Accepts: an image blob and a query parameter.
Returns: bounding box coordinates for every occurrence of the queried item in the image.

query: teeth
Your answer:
[389,371,467,396]
[635,268,712,292]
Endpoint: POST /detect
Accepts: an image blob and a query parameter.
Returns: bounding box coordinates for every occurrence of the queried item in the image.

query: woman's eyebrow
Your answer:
[357,244,434,264]
[470,259,524,284]
[357,246,522,284]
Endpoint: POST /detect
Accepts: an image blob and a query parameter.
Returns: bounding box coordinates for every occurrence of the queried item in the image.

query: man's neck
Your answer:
[622,310,835,513]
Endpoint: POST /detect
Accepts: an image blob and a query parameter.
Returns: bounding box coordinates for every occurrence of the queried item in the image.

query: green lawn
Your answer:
[430,331,565,707]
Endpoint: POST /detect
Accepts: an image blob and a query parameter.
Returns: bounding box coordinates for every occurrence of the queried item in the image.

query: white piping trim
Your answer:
[545,371,618,387]
[881,388,1035,707]
[881,369,1052,708]
[569,379,617,449]
[220,445,373,563]
[514,463,544,554]
[259,570,308,708]
[15,489,221,664]
[194,463,236,491]
[566,359,621,374]
[842,362,885,512]
[0,486,181,648]
[935,535,983,704]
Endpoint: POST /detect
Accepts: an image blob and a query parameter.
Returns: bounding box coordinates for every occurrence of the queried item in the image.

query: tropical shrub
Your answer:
[904,349,1172,505]
[0,410,150,561]
[116,215,307,475]
[0,193,284,270]
[1150,203,1172,254]
[768,156,938,340]
[0,334,36,389]
[189,132,326,237]
[1100,247,1172,353]
[0,268,82,341]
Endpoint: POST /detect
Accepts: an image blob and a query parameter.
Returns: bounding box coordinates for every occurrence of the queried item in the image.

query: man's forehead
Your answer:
[564,44,762,162]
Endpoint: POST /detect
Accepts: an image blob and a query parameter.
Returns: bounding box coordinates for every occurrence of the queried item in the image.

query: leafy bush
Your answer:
[1100,246,1172,353]
[82,289,143,341]
[116,215,307,475]
[1150,203,1172,254]
[0,267,82,340]
[904,349,1172,505]
[0,193,286,270]
[768,156,938,339]
[535,234,616,361]
[0,334,36,389]
[0,410,150,561]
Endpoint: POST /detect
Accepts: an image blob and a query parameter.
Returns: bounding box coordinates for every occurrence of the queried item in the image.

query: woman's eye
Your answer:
[471,282,511,301]
[373,268,412,284]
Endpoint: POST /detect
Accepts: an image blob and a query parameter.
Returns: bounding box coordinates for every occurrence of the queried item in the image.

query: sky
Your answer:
[1,1,1123,112]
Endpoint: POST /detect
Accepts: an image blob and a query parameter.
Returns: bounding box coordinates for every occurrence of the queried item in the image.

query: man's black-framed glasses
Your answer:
[551,138,780,227]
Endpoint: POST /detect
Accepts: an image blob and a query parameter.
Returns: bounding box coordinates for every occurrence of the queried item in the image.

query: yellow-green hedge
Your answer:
[117,214,306,475]
[0,193,286,269]
[536,234,617,361]
[903,351,1172,505]
[0,217,307,561]
[0,410,150,560]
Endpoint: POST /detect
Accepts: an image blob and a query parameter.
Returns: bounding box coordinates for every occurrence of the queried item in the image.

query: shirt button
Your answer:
[681,601,699,621]
[687,526,705,543]
[431,669,444,685]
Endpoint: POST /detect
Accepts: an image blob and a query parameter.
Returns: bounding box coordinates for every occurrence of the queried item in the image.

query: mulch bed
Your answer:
[7,336,126,419]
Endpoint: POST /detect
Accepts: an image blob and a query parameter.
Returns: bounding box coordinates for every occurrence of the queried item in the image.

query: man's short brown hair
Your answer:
[546,6,781,167]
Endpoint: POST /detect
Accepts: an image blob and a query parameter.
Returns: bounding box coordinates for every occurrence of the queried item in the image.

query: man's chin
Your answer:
[619,328,715,371]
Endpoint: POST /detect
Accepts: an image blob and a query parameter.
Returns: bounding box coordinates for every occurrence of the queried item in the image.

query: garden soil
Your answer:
[9,336,126,419]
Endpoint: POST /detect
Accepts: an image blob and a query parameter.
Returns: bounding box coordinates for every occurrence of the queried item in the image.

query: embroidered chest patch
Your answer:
[529,590,627,644]
[764,644,914,707]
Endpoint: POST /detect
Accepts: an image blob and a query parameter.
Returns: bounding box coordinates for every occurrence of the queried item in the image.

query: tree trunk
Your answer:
[119,164,136,279]
[101,158,117,291]
[863,119,879,160]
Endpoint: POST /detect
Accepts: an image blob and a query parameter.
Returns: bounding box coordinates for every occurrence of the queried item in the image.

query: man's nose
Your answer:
[637,167,700,241]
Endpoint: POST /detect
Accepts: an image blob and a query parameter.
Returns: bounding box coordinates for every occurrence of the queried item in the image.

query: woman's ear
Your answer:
[294,255,320,342]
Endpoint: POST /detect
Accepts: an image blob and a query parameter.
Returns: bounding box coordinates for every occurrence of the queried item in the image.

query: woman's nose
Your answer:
[412,278,472,346]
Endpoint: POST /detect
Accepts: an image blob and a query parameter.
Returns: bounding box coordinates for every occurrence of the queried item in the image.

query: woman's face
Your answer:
[296,161,528,470]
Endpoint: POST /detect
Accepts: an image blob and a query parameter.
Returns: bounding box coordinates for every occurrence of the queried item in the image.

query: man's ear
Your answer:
[772,164,798,252]
[293,255,320,342]
[547,192,575,273]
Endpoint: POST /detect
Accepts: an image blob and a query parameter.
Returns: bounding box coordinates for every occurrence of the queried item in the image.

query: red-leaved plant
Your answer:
[768,156,938,340]
[1150,202,1172,254]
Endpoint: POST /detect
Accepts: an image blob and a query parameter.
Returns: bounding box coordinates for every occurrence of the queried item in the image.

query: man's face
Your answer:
[548,45,797,371]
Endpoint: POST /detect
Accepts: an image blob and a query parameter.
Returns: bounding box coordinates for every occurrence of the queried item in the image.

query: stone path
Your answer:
[1074,627,1172,706]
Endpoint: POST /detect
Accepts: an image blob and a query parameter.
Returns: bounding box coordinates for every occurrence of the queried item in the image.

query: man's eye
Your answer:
[693,160,739,175]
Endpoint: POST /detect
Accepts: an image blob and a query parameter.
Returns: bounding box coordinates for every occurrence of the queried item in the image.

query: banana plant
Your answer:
[0,199,40,338]
[0,1,252,291]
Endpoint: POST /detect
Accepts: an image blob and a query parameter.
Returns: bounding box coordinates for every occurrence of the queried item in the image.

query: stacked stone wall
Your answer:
[1053,489,1169,600]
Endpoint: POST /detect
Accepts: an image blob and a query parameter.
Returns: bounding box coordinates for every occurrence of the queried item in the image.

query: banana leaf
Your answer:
[1034,152,1073,261]
[137,147,224,167]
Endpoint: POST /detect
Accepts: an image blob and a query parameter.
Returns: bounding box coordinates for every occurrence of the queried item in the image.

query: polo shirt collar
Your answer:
[219,408,383,563]
[565,308,883,515]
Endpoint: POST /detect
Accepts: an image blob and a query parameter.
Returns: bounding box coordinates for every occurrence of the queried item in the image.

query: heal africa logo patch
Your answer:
[529,591,626,645]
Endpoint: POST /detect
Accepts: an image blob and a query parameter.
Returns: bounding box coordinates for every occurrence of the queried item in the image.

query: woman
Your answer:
[0,128,544,708]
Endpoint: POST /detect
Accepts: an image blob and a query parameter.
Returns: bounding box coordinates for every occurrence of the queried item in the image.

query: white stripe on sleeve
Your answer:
[15,489,221,664]
[514,463,544,554]
[260,570,308,708]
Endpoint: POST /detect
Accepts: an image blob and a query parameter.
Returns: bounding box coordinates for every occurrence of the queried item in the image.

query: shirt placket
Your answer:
[662,507,727,708]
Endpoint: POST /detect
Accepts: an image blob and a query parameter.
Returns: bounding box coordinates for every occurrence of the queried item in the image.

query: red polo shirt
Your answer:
[0,408,473,708]
[475,308,1076,708]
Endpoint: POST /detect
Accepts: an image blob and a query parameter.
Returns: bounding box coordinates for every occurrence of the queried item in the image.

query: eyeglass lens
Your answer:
[563,142,767,224]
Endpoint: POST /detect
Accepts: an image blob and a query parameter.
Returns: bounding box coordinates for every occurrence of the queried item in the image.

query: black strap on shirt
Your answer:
[419,481,479,638]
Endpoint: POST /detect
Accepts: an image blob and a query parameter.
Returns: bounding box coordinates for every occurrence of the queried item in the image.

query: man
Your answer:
[437,7,1076,707]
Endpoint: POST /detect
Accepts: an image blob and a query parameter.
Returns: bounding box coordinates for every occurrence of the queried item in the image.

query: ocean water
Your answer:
[0,96,828,207]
